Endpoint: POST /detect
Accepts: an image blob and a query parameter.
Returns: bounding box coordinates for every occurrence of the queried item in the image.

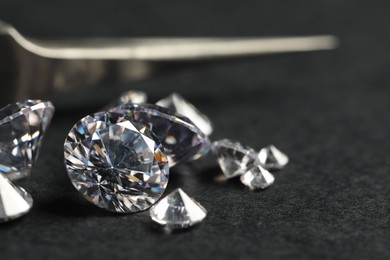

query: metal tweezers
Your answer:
[0,20,338,108]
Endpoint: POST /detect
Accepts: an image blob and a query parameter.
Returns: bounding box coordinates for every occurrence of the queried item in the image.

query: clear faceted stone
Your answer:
[240,165,275,190]
[0,173,33,221]
[211,139,258,179]
[258,145,289,170]
[64,112,169,213]
[156,93,213,136]
[110,103,210,167]
[150,188,207,229]
[0,100,55,180]
[103,90,147,111]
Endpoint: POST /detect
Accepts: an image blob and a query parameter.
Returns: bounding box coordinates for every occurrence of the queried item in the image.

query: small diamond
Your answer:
[103,90,147,110]
[64,112,169,213]
[211,139,258,179]
[240,165,275,190]
[110,103,210,167]
[0,100,55,180]
[150,188,207,230]
[258,145,289,170]
[0,173,33,221]
[156,93,213,136]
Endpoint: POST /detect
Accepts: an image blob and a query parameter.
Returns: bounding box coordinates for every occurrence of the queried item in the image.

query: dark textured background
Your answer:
[1,1,390,259]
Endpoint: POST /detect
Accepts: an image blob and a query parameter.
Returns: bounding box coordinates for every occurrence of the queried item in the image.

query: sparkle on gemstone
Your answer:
[110,103,210,167]
[211,139,258,179]
[156,93,213,136]
[103,90,147,111]
[64,112,169,213]
[0,173,33,221]
[240,165,275,190]
[258,145,289,170]
[150,188,207,230]
[0,100,55,180]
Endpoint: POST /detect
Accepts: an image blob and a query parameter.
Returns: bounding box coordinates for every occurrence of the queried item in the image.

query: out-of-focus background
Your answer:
[1,1,390,259]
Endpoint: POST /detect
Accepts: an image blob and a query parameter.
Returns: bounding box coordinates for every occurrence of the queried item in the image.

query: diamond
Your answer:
[211,139,258,179]
[156,93,213,136]
[240,165,275,190]
[110,103,210,167]
[150,188,207,229]
[103,90,147,110]
[0,100,55,180]
[64,112,169,213]
[258,145,289,170]
[0,173,33,221]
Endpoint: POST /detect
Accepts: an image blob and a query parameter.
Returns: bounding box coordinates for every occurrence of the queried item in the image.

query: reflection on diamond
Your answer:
[240,165,275,190]
[156,93,213,136]
[64,112,169,213]
[103,90,147,111]
[258,145,289,170]
[211,139,258,179]
[0,100,55,180]
[150,188,207,230]
[110,103,210,167]
[0,173,33,221]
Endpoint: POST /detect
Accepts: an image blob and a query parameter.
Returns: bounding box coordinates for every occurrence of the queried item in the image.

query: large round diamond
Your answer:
[64,112,169,213]
[110,103,210,167]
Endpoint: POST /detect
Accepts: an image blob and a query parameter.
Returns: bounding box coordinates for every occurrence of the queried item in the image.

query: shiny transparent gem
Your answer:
[258,145,289,170]
[240,165,275,190]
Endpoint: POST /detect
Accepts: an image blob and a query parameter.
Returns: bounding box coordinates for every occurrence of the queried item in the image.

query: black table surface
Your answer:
[1,1,390,259]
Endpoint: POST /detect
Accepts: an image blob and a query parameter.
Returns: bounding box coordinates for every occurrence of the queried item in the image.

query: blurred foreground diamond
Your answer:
[150,188,207,230]
[0,100,55,180]
[103,90,147,111]
[156,93,213,136]
[240,165,275,190]
[64,112,169,213]
[258,145,289,170]
[111,103,210,167]
[0,173,33,221]
[211,139,258,179]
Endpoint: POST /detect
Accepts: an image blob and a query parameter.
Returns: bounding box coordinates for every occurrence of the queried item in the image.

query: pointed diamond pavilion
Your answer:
[156,93,213,136]
[0,173,33,221]
[0,100,55,180]
[211,139,258,179]
[258,145,289,170]
[150,188,207,229]
[240,165,275,190]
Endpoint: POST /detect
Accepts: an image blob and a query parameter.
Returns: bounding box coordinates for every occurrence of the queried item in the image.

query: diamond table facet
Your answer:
[156,93,213,136]
[0,173,33,221]
[211,139,258,179]
[240,165,275,190]
[258,145,289,170]
[0,100,55,180]
[150,188,207,230]
[110,103,210,167]
[64,112,169,213]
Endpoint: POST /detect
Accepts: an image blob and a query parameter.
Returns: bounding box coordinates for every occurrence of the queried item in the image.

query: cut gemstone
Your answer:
[150,188,207,229]
[103,90,147,111]
[110,103,210,167]
[156,93,213,136]
[0,173,33,221]
[64,112,169,213]
[258,145,289,170]
[0,100,55,180]
[240,165,275,190]
[211,139,258,179]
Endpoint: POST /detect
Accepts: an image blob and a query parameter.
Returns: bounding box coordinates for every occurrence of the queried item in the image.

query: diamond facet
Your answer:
[258,145,289,170]
[150,188,207,229]
[156,93,213,136]
[64,112,169,213]
[0,173,33,221]
[110,103,210,167]
[240,165,275,190]
[211,139,258,179]
[0,100,55,180]
[103,90,147,110]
